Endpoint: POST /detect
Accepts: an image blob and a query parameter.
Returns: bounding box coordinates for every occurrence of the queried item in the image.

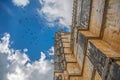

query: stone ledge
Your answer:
[65,54,77,63]
[88,39,120,79]
[80,31,99,38]
[64,47,72,54]
[66,63,81,76]
[88,40,120,58]
[63,42,71,48]
[69,76,82,80]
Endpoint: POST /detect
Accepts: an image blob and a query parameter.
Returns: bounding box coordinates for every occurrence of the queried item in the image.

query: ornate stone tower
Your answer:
[54,0,120,80]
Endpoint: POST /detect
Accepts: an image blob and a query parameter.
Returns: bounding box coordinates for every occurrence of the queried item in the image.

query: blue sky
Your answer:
[0,0,73,80]
[0,0,66,61]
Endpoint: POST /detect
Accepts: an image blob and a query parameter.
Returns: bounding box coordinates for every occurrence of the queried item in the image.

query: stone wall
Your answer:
[54,0,120,80]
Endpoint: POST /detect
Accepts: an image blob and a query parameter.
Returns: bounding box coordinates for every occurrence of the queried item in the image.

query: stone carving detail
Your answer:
[80,0,91,28]
[54,31,66,72]
[55,75,62,80]
[107,62,120,80]
[77,33,87,71]
[88,42,109,77]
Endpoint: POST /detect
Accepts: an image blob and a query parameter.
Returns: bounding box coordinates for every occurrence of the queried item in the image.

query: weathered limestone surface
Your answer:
[82,56,95,80]
[103,0,120,52]
[73,28,78,57]
[70,76,82,80]
[80,0,91,28]
[54,0,120,80]
[67,63,81,76]
[89,0,105,36]
[88,39,120,79]
[65,54,77,62]
[54,31,82,80]
[76,0,82,26]
[107,61,120,80]
[76,32,87,73]
[94,71,102,80]
[54,73,64,80]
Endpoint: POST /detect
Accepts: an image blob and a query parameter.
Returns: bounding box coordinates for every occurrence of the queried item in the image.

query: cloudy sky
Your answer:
[0,0,73,80]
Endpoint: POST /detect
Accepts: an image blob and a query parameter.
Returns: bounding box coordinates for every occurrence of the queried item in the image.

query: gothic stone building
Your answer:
[54,0,120,80]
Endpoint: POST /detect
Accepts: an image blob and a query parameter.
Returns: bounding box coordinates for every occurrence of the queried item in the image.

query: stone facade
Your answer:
[54,0,120,80]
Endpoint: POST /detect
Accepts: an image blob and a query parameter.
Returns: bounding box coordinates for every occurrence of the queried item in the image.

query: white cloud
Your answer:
[0,33,10,53]
[23,48,28,52]
[38,0,73,28]
[48,46,54,55]
[0,33,54,80]
[12,0,30,7]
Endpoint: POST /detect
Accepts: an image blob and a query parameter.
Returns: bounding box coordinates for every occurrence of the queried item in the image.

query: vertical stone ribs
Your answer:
[80,0,91,29]
[88,42,108,77]
[54,30,82,80]
[54,0,120,80]
[54,31,66,72]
